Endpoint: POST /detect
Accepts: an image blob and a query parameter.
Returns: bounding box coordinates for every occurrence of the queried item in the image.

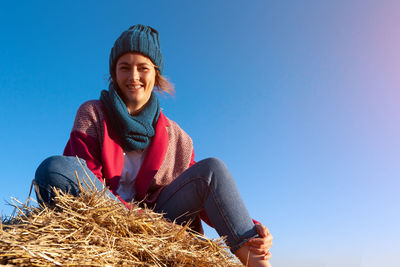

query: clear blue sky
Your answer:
[1,1,399,266]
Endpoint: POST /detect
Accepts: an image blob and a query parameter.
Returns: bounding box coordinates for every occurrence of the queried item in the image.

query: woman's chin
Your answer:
[126,100,149,115]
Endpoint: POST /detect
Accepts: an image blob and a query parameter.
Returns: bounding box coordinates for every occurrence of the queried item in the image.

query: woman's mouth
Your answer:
[127,84,143,90]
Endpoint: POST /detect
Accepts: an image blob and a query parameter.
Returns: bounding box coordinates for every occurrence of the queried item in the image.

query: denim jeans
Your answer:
[34,156,258,252]
[33,155,115,205]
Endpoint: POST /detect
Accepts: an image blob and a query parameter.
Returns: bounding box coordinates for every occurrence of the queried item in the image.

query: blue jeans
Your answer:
[34,156,259,252]
[33,156,115,204]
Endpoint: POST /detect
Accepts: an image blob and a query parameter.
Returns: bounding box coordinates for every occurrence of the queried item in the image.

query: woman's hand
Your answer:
[245,224,273,260]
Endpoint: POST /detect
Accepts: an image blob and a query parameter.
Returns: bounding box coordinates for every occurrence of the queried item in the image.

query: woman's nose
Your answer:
[131,68,140,80]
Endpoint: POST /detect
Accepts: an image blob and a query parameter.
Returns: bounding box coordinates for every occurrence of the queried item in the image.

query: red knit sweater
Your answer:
[63,100,195,207]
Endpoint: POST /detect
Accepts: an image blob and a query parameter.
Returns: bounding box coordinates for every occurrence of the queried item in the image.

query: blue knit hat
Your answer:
[109,24,164,76]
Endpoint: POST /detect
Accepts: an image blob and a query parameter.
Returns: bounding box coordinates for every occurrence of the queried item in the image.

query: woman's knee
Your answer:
[200,157,228,173]
[35,156,62,182]
[34,155,81,197]
[35,155,75,183]
[197,157,233,185]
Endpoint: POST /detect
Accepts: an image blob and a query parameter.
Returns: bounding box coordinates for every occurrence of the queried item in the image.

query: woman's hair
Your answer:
[154,69,175,95]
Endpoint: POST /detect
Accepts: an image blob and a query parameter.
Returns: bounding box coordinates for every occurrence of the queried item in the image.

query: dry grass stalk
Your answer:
[0,175,241,266]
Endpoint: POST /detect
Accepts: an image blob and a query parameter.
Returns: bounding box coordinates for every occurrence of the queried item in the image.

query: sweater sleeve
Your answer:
[63,101,105,182]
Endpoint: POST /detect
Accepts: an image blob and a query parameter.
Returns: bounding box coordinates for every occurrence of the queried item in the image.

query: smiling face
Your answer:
[115,52,156,114]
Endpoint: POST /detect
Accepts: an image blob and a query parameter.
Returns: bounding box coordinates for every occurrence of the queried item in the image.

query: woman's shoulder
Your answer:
[163,115,193,143]
[74,100,107,120]
[72,100,106,133]
[163,115,183,132]
[76,100,104,114]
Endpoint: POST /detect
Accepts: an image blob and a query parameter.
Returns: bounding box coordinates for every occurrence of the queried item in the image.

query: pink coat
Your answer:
[63,100,195,207]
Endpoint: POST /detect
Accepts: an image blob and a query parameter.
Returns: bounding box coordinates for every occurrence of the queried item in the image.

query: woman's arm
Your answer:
[63,101,105,182]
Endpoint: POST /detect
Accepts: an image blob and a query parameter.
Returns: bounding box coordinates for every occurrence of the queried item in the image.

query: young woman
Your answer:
[34,25,273,267]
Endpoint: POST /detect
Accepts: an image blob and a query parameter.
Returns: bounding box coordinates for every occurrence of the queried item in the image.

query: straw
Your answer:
[1,172,241,266]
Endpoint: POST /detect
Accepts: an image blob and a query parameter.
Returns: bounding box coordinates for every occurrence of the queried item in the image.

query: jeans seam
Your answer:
[209,179,241,246]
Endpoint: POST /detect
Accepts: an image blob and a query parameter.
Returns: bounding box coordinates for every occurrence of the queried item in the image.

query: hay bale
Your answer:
[0,179,241,266]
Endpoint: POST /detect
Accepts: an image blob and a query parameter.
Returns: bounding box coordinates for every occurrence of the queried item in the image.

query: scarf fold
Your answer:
[100,83,160,151]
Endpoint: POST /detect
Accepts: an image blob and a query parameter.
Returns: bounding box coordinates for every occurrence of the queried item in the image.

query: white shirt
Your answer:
[116,149,146,202]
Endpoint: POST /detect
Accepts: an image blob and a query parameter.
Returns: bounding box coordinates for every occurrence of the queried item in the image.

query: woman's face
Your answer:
[115,52,156,114]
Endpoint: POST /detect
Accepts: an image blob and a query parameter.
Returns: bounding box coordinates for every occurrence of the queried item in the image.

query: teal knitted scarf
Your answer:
[100,83,160,151]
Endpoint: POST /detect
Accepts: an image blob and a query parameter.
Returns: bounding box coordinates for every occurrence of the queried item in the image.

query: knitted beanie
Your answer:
[109,24,164,76]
